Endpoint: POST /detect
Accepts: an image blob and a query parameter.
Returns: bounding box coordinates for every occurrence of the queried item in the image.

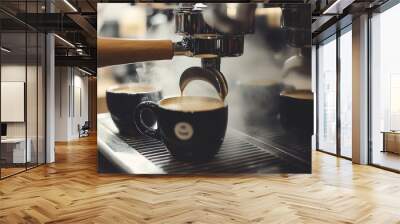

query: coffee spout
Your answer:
[179,66,228,101]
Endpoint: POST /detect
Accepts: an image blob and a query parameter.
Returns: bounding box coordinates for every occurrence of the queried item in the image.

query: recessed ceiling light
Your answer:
[1,47,11,53]
[78,67,93,76]
[54,34,75,48]
[322,0,354,15]
[63,0,78,12]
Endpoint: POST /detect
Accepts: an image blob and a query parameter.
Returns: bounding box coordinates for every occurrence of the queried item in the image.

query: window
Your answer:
[316,25,353,158]
[370,2,400,171]
[317,36,337,154]
[339,28,352,158]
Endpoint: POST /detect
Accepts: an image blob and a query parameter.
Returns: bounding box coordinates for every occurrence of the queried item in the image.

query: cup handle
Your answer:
[134,101,161,140]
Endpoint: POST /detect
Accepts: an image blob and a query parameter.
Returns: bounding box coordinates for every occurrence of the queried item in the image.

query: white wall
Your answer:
[1,63,47,164]
[1,82,25,122]
[1,65,34,138]
[55,66,69,141]
[75,74,89,121]
[55,67,89,141]
[1,65,26,138]
[71,73,89,138]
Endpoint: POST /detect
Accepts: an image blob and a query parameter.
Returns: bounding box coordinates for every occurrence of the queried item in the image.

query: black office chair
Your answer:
[79,121,90,138]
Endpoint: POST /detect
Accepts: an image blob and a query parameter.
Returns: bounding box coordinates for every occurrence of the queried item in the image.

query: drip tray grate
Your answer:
[98,114,306,174]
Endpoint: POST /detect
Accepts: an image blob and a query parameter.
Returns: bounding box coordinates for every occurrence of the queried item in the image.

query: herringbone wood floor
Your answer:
[1,135,400,224]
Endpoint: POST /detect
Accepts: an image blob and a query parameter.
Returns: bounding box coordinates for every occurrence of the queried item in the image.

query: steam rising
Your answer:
[134,11,311,132]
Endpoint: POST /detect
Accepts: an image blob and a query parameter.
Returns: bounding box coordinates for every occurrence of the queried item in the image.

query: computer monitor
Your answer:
[1,123,7,137]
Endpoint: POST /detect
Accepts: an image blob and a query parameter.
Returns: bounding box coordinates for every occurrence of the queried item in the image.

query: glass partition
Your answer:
[0,0,46,179]
[0,22,28,178]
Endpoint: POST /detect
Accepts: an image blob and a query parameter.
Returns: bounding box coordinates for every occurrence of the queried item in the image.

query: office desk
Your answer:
[382,131,400,154]
[1,138,31,163]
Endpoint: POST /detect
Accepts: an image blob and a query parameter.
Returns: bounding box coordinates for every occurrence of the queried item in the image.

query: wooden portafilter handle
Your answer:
[97,37,174,67]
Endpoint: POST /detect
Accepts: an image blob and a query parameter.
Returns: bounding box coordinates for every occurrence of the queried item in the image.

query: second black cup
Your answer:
[135,96,228,162]
[106,83,162,136]
[279,89,313,136]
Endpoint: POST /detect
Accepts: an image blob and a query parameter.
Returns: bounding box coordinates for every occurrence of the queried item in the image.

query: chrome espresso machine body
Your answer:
[173,3,256,61]
[173,3,257,100]
[173,3,310,98]
[98,3,311,98]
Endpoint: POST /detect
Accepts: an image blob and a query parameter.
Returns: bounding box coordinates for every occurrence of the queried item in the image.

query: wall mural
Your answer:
[97,3,312,174]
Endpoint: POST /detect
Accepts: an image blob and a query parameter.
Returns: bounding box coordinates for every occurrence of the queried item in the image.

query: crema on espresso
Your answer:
[112,84,158,94]
[160,96,225,112]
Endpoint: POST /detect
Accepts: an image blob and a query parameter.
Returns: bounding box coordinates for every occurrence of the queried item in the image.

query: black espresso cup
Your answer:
[279,89,313,136]
[106,83,162,136]
[135,96,228,162]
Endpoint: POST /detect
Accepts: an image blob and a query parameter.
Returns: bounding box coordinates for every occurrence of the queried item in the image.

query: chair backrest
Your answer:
[82,121,90,129]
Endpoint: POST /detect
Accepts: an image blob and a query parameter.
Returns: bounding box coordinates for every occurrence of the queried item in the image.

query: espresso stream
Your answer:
[160,96,225,112]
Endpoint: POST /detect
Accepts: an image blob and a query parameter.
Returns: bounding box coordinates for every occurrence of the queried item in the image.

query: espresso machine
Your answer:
[98,3,312,174]
[98,3,311,99]
[99,3,256,100]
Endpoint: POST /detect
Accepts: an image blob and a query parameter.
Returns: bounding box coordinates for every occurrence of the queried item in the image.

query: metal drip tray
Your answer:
[98,114,309,174]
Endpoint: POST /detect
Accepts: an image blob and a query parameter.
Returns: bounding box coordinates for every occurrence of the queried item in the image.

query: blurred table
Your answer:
[382,131,400,154]
[1,138,32,164]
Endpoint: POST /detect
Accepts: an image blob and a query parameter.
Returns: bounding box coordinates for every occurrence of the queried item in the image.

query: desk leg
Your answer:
[382,133,386,153]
